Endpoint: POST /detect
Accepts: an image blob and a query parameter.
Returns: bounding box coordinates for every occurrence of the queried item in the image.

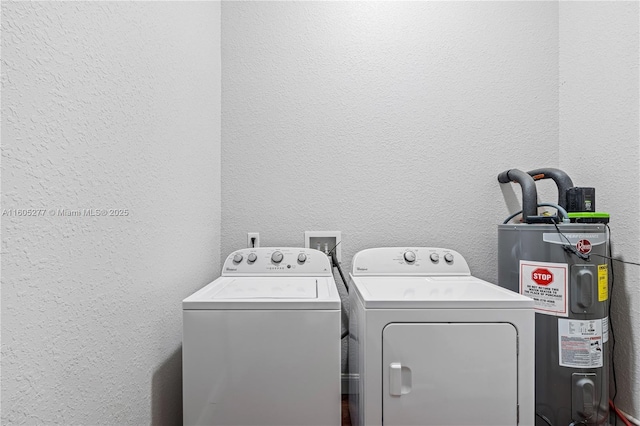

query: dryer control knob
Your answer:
[403,251,416,263]
[271,251,284,264]
[247,253,257,264]
[233,254,243,263]
[430,253,440,263]
[444,253,454,263]
[297,253,307,263]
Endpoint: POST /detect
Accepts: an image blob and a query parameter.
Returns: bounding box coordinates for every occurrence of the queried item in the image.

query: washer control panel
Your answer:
[223,247,331,276]
[351,247,471,276]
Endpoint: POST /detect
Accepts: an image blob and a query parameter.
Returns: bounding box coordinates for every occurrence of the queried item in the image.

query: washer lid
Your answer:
[214,277,317,299]
[351,276,533,309]
[183,276,340,310]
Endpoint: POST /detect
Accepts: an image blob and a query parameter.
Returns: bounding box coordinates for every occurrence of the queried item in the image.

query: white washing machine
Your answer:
[348,247,535,426]
[183,247,341,426]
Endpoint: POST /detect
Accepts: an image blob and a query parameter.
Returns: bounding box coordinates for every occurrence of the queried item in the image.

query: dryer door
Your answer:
[382,323,518,426]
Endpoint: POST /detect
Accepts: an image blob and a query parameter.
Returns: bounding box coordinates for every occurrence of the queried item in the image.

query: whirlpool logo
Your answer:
[356,267,368,271]
[225,267,237,272]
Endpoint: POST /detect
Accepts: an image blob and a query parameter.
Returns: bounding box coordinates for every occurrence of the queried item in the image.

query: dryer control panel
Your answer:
[222,248,332,276]
[351,247,471,276]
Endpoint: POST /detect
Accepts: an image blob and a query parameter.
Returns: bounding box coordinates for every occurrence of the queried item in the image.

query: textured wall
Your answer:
[1,2,221,424]
[221,0,559,375]
[559,1,640,417]
[221,1,560,281]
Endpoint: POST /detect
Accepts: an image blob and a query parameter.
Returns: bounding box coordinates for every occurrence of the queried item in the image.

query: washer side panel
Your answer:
[183,309,341,426]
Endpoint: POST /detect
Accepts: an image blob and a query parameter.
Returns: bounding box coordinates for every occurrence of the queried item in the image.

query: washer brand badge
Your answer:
[356,267,368,271]
[225,267,237,271]
[577,239,592,254]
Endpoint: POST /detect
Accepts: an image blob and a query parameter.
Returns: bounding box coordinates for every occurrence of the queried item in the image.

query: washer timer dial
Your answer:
[271,251,284,264]
[403,251,416,263]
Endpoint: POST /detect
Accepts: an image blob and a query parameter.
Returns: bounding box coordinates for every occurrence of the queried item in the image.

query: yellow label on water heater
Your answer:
[598,264,608,301]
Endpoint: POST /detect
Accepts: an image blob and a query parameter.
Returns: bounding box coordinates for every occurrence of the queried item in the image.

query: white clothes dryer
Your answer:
[183,247,341,426]
[348,247,535,426]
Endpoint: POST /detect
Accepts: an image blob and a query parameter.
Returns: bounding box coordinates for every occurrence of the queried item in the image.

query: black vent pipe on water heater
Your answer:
[526,168,575,210]
[497,169,538,223]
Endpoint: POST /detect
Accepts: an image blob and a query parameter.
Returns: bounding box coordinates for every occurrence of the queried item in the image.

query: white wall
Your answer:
[2,1,637,422]
[559,1,640,416]
[222,1,640,417]
[221,0,559,375]
[1,2,221,424]
[221,1,559,280]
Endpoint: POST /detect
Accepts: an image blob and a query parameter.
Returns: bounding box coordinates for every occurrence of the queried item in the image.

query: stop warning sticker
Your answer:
[519,260,569,317]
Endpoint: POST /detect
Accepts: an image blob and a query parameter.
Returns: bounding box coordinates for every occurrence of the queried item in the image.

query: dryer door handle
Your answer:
[389,362,412,396]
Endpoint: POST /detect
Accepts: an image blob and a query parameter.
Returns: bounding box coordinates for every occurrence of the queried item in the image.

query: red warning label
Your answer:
[520,261,568,317]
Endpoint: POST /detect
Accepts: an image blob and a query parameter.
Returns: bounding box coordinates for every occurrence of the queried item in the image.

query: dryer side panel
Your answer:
[348,284,367,426]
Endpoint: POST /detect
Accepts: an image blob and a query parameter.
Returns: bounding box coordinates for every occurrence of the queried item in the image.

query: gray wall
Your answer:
[1,2,221,423]
[559,1,640,415]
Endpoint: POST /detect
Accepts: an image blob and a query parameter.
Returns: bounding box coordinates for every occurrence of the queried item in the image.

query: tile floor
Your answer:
[341,395,351,426]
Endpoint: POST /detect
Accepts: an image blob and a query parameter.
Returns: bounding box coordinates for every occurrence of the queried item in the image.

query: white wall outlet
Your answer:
[304,231,341,263]
[247,232,260,248]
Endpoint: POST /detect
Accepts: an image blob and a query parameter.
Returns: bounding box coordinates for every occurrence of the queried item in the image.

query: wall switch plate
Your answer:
[304,231,341,263]
[247,232,260,248]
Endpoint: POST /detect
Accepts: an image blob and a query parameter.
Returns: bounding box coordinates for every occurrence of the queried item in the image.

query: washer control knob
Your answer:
[233,254,243,263]
[444,253,454,263]
[297,253,307,263]
[271,251,284,264]
[430,253,440,263]
[247,253,257,264]
[403,251,416,263]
